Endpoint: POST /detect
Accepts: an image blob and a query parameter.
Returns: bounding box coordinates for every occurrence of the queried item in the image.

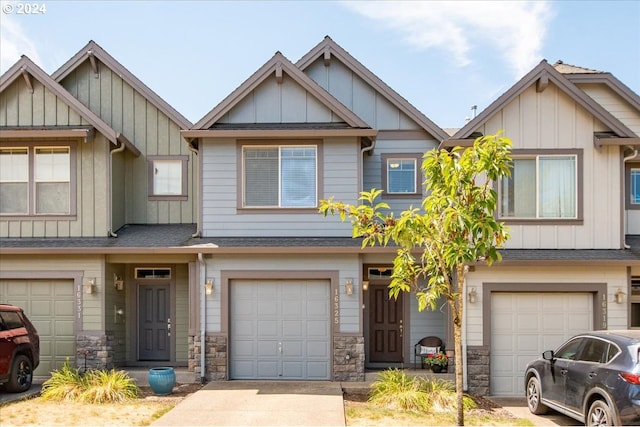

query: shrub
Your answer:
[41,360,139,404]
[368,368,477,413]
[41,360,86,401]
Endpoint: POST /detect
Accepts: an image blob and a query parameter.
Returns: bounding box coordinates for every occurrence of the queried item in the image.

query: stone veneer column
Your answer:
[75,334,115,371]
[466,346,489,395]
[333,336,365,381]
[189,334,227,381]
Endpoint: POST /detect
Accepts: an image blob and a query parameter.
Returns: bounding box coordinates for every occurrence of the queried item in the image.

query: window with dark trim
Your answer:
[627,163,640,210]
[242,144,317,208]
[499,150,582,221]
[148,155,188,200]
[381,153,422,197]
[0,144,75,216]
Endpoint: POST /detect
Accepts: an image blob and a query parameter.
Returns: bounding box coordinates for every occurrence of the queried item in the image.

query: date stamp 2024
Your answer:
[2,2,47,15]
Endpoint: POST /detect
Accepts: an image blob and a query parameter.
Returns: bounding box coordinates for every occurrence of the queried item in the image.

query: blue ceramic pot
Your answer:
[148,367,175,395]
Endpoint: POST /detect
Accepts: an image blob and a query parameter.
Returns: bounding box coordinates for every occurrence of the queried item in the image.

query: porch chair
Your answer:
[414,336,444,369]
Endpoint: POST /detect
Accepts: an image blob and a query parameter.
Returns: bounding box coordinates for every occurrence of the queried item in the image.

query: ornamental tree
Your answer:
[319,132,512,426]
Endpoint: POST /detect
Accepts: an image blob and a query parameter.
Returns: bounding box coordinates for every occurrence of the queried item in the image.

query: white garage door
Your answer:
[490,292,593,396]
[230,279,331,380]
[0,279,75,378]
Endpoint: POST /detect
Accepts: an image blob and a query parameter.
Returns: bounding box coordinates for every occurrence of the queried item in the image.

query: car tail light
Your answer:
[620,372,640,384]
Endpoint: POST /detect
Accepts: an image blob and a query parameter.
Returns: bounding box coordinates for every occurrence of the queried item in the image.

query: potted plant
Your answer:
[424,352,448,373]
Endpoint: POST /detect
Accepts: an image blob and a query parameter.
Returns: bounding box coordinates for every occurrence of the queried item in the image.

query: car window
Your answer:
[578,338,609,363]
[603,343,620,363]
[555,338,584,360]
[0,311,25,330]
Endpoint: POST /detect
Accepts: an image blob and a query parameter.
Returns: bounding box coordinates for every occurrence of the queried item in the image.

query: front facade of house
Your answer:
[1,37,638,395]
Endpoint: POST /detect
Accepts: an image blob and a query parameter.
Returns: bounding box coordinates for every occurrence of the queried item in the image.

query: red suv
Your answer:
[0,304,40,392]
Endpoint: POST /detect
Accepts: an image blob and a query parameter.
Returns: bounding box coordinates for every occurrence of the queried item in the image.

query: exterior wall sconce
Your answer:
[345,278,354,295]
[205,278,214,295]
[113,273,124,291]
[468,287,477,304]
[83,278,95,294]
[615,288,626,304]
[362,280,369,291]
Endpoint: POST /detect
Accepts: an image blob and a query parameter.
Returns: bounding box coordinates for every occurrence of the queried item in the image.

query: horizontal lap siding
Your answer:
[201,139,358,237]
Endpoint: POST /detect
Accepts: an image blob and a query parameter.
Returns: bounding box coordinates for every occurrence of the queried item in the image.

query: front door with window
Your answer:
[138,284,170,361]
[368,284,403,363]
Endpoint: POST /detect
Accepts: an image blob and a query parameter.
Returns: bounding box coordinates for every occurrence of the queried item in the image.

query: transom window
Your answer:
[500,153,578,219]
[0,146,72,215]
[243,145,317,208]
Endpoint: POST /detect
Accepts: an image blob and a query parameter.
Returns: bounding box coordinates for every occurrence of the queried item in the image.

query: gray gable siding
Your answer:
[59,61,196,225]
[304,58,421,130]
[218,74,342,124]
[201,138,358,238]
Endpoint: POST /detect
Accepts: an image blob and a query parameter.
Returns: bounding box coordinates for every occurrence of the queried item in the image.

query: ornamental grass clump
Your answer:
[41,360,139,403]
[368,368,477,413]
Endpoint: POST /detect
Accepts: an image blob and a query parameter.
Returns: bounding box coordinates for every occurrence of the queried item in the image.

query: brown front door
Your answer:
[368,284,403,363]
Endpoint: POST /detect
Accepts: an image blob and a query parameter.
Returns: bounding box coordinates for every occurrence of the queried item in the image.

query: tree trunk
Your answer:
[454,268,465,425]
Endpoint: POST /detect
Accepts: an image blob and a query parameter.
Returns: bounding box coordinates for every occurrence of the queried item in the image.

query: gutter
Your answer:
[197,253,206,383]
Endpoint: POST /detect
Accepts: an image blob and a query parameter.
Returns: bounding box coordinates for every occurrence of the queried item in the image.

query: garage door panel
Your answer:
[230,280,330,380]
[0,279,75,378]
[491,292,593,396]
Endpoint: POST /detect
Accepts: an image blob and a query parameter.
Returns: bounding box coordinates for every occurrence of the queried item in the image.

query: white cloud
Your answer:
[0,9,41,73]
[344,0,553,78]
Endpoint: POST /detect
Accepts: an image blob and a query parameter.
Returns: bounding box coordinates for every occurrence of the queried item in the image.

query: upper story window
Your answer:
[148,156,188,201]
[0,145,73,216]
[500,151,581,221]
[629,166,640,208]
[381,153,422,197]
[242,145,317,208]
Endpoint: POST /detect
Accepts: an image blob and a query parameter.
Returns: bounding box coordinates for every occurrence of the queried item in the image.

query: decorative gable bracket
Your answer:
[21,67,33,93]
[536,72,549,93]
[88,50,99,78]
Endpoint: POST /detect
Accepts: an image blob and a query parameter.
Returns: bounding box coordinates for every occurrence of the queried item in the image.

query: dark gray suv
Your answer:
[0,304,40,392]
[525,330,640,426]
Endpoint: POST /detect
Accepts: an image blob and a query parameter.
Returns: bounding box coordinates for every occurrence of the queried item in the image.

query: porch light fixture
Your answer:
[362,280,369,291]
[615,288,626,304]
[205,278,214,295]
[83,278,95,294]
[113,273,124,291]
[345,278,354,295]
[467,287,477,304]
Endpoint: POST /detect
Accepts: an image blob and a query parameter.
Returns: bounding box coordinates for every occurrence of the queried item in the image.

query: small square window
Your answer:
[148,156,188,200]
[381,153,421,197]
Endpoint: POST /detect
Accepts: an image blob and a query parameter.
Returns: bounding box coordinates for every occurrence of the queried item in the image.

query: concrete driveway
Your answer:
[151,381,345,426]
[489,397,578,426]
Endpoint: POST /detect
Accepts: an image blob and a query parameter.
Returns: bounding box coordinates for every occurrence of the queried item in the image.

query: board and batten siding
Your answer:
[304,58,421,130]
[204,254,361,334]
[218,74,341,124]
[201,138,359,237]
[59,61,196,225]
[0,77,109,238]
[479,83,622,249]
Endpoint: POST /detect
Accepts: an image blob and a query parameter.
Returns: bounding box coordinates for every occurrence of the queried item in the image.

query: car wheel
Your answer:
[587,400,614,426]
[6,354,33,393]
[526,375,549,415]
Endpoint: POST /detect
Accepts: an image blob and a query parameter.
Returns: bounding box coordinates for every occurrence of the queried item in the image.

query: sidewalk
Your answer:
[151,381,346,426]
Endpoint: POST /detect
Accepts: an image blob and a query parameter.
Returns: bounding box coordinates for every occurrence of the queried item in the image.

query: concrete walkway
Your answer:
[151,381,346,426]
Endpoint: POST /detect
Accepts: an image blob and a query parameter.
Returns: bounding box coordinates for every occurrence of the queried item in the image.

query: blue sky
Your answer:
[1,0,639,129]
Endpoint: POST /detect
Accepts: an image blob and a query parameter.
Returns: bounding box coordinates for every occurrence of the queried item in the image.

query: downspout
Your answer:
[624,146,639,249]
[108,142,127,237]
[197,253,207,383]
[360,138,376,192]
[187,140,201,238]
[462,267,469,391]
